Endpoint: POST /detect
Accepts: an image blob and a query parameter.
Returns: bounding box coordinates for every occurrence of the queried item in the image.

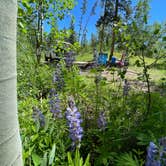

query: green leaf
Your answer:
[162,36,166,41]
[136,131,156,146]
[18,22,24,29]
[32,153,42,166]
[31,134,39,142]
[41,152,48,166]
[18,7,24,16]
[22,1,31,9]
[84,154,90,166]
[49,143,56,165]
[44,116,49,132]
[75,149,79,165]
[135,60,141,67]
[132,22,137,31]
[143,15,147,24]
[67,152,74,166]
[116,152,140,166]
[153,28,160,35]
[80,158,83,166]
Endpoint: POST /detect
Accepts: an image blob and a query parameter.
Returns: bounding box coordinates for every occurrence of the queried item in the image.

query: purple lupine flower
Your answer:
[97,111,107,130]
[32,106,45,127]
[49,89,62,118]
[53,63,64,90]
[65,96,83,149]
[159,137,166,165]
[65,51,75,68]
[146,142,160,166]
[146,139,166,166]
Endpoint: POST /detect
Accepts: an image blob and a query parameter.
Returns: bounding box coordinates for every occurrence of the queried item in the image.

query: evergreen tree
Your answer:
[96,0,132,60]
[68,19,77,45]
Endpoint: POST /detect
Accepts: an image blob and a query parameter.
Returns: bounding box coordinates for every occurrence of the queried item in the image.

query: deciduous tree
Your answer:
[0,0,23,165]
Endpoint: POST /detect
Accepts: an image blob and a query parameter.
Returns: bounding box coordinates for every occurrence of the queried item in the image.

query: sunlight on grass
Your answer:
[76,50,93,61]
[76,50,165,83]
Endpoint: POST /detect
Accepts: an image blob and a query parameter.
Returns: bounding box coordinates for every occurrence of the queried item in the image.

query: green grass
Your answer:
[129,56,164,66]
[76,50,166,84]
[76,50,93,61]
[129,56,166,82]
[128,66,166,82]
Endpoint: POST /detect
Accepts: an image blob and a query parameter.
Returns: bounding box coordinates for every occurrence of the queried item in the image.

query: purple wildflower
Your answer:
[65,51,75,68]
[146,142,159,166]
[159,137,166,165]
[146,139,166,166]
[49,89,62,118]
[66,97,83,149]
[53,63,64,90]
[32,106,45,127]
[97,111,107,130]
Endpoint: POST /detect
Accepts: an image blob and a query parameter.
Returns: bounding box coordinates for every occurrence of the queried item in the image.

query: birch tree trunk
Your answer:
[0,0,23,165]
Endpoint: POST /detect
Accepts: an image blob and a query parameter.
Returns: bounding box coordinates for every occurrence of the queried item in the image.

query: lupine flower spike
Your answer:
[32,106,45,127]
[53,63,64,90]
[66,96,83,149]
[49,89,62,118]
[146,142,159,166]
[159,137,166,164]
[65,51,75,68]
[146,139,166,166]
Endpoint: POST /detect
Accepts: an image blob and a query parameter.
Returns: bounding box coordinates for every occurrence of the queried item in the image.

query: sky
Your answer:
[53,0,166,41]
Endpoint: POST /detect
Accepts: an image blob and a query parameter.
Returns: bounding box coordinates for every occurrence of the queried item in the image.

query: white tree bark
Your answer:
[0,0,23,165]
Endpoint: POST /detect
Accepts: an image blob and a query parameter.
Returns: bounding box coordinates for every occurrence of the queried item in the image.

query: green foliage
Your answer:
[67,149,90,166]
[48,144,56,165]
[17,54,53,100]
[17,58,166,166]
[17,0,75,63]
[32,153,42,166]
[17,48,166,165]
[16,0,166,165]
[19,97,69,165]
[162,36,166,41]
[68,19,78,44]
[18,0,75,30]
[116,152,141,166]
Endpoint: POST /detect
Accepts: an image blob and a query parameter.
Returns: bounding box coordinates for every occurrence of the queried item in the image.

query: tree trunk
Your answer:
[99,0,107,53]
[109,0,119,61]
[36,0,43,64]
[99,24,105,53]
[0,0,23,165]
[109,29,115,60]
[141,50,151,118]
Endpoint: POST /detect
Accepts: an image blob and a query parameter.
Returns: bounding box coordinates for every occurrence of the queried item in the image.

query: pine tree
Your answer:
[96,0,132,60]
[68,19,77,45]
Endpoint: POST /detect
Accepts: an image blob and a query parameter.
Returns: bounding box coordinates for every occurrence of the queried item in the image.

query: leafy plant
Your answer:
[67,149,90,166]
[116,152,142,166]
